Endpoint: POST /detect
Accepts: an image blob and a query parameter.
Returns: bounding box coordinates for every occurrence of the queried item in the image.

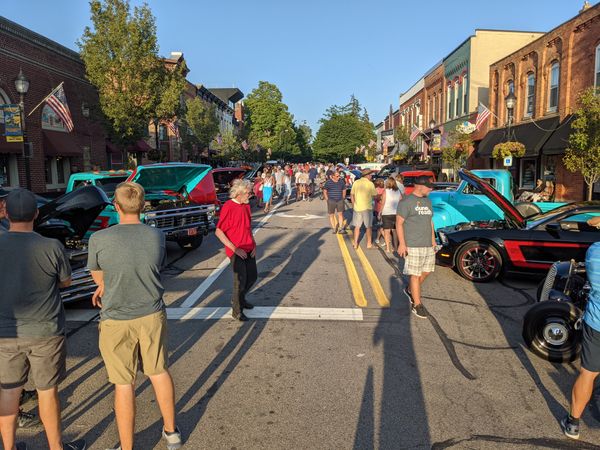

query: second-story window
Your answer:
[447,84,454,119]
[525,73,535,118]
[456,80,462,118]
[595,44,600,88]
[433,95,438,123]
[462,74,468,114]
[548,62,560,112]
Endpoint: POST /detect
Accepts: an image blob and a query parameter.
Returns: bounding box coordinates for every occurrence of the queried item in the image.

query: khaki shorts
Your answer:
[0,336,66,390]
[99,310,168,385]
[352,210,373,228]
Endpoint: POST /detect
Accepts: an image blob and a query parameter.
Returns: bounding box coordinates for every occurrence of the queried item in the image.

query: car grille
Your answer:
[154,212,208,229]
[540,263,558,302]
[145,205,213,232]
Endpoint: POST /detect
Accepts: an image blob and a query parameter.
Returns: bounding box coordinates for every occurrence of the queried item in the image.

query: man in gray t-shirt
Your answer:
[396,176,436,319]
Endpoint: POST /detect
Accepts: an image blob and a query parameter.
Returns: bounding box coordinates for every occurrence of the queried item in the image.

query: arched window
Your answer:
[548,62,560,112]
[525,73,535,118]
[455,78,462,117]
[595,44,600,88]
[507,80,515,94]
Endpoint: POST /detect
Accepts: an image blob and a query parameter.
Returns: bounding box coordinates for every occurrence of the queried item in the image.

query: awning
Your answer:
[0,124,24,154]
[127,139,151,153]
[106,141,120,154]
[477,117,559,157]
[43,130,82,156]
[541,115,574,155]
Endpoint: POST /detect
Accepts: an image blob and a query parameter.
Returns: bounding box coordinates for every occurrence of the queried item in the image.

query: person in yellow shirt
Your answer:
[350,169,377,249]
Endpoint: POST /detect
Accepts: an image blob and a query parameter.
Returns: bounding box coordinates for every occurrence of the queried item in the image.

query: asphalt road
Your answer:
[16,194,600,449]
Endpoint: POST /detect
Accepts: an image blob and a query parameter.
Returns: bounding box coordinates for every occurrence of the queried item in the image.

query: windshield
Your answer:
[133,166,209,191]
[526,203,596,228]
[73,176,128,196]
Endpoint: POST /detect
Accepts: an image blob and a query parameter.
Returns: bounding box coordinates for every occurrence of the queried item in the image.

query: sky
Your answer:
[1,0,588,134]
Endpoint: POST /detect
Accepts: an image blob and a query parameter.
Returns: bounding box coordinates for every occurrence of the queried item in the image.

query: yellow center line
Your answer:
[352,242,391,308]
[336,233,368,308]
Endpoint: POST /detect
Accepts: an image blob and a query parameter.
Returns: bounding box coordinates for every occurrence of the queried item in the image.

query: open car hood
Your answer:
[36,186,110,238]
[130,164,211,196]
[458,169,526,229]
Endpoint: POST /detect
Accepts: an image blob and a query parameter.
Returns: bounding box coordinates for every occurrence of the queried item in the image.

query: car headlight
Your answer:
[438,231,448,245]
[146,219,157,227]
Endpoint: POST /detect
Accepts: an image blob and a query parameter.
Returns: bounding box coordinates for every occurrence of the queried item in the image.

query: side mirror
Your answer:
[545,222,561,233]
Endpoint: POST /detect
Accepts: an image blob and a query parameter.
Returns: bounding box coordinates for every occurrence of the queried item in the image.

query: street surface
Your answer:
[17,196,600,449]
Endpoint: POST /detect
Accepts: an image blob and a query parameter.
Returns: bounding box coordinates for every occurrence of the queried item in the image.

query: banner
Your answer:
[2,105,23,142]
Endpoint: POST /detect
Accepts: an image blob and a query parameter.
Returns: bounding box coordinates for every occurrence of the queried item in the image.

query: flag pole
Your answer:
[27,82,63,117]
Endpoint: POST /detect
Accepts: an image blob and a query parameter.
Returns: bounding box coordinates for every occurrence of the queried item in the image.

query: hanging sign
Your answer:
[2,105,23,142]
[503,155,513,167]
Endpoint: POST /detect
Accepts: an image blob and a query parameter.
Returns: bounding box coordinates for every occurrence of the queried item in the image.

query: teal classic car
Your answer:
[66,163,218,249]
[430,169,565,232]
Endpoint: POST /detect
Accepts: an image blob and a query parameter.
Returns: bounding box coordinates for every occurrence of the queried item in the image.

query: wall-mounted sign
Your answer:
[456,121,476,134]
[503,156,513,167]
[2,105,23,142]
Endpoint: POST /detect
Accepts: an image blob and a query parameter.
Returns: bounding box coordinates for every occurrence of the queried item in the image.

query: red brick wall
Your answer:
[424,64,445,127]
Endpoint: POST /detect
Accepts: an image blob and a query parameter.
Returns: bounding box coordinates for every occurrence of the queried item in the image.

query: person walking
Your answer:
[380,177,402,253]
[253,172,263,209]
[87,182,181,450]
[308,164,318,199]
[262,169,275,213]
[294,167,302,201]
[350,169,377,249]
[0,189,86,450]
[561,241,600,440]
[283,167,293,205]
[396,176,436,319]
[323,170,347,234]
[297,169,309,201]
[395,173,406,196]
[215,179,257,322]
[274,166,284,198]
[373,178,385,246]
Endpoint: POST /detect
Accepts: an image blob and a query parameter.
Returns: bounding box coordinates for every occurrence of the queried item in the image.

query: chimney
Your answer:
[580,1,591,13]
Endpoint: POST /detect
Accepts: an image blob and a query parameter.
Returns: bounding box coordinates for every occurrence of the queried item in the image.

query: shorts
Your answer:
[403,247,435,276]
[382,214,396,230]
[0,336,66,390]
[327,199,345,214]
[352,210,373,228]
[581,323,600,372]
[99,310,168,385]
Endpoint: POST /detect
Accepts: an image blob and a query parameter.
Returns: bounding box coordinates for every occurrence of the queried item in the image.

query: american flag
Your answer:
[241,140,249,151]
[168,121,179,138]
[409,124,421,142]
[475,103,491,130]
[368,139,376,148]
[46,84,73,132]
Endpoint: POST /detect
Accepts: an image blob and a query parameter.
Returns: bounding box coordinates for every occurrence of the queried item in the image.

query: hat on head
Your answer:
[414,175,434,188]
[361,169,375,177]
[6,188,38,222]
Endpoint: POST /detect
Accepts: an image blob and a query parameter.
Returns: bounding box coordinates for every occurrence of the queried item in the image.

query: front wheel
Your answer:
[455,241,502,282]
[522,301,582,363]
[177,234,203,250]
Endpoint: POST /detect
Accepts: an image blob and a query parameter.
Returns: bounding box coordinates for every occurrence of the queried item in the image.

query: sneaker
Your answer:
[374,239,380,245]
[411,304,427,319]
[162,426,183,450]
[403,286,414,306]
[17,410,41,428]
[561,415,580,440]
[63,440,86,450]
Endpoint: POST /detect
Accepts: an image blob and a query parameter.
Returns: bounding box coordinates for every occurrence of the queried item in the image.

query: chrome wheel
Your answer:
[460,247,497,280]
[542,321,569,346]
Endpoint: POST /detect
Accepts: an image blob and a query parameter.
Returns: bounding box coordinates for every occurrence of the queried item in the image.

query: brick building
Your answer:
[477,2,600,201]
[399,77,425,159]
[423,61,445,167]
[0,16,107,193]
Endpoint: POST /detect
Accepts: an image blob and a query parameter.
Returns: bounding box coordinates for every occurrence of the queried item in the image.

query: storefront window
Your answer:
[0,155,11,186]
[520,158,537,189]
[45,157,71,189]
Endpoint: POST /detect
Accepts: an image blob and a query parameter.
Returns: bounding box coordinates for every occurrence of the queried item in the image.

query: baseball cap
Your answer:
[361,169,375,177]
[414,175,434,188]
[6,188,38,221]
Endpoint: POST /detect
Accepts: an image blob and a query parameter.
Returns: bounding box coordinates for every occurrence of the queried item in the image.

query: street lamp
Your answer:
[14,69,31,190]
[505,91,517,140]
[429,119,436,130]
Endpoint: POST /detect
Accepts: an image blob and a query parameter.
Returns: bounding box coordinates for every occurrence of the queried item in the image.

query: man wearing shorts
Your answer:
[0,189,86,450]
[561,241,600,440]
[323,170,347,234]
[350,169,377,248]
[396,176,436,318]
[88,182,181,450]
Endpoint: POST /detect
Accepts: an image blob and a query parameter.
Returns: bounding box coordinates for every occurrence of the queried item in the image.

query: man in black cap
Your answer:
[0,188,86,450]
[396,175,436,318]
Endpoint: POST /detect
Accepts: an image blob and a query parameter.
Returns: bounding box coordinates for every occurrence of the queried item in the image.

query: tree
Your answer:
[564,87,600,200]
[180,97,219,161]
[213,130,241,160]
[295,121,313,160]
[392,126,416,162]
[79,0,185,152]
[441,129,473,181]
[313,96,375,162]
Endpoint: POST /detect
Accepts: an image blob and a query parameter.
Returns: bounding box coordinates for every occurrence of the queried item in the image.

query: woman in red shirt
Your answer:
[215,179,257,321]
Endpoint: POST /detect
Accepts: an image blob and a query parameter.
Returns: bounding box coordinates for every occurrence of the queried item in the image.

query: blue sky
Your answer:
[2,0,587,134]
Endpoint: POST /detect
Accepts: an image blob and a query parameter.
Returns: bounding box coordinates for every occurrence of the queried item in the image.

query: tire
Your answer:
[522,301,582,363]
[515,202,542,219]
[455,241,502,283]
[177,234,203,250]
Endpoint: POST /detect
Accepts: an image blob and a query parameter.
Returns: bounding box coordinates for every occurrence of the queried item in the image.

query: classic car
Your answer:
[436,169,600,282]
[212,167,248,203]
[32,185,111,302]
[66,170,132,197]
[430,169,565,232]
[67,163,217,249]
[401,170,437,195]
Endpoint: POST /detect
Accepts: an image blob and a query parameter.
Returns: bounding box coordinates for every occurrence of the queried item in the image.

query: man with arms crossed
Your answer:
[88,182,181,450]
[0,189,85,450]
[396,176,436,319]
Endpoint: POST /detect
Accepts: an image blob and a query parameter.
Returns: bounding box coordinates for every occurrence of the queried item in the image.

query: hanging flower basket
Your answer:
[492,141,526,160]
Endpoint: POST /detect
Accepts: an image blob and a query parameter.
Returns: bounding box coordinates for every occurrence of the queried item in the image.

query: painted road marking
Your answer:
[180,199,285,308]
[336,232,368,307]
[66,307,363,322]
[354,244,391,308]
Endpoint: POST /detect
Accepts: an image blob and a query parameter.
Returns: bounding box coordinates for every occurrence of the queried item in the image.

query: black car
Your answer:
[436,169,600,282]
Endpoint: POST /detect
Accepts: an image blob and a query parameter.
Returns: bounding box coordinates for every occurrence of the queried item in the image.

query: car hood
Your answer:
[458,169,526,228]
[35,186,110,238]
[130,164,211,195]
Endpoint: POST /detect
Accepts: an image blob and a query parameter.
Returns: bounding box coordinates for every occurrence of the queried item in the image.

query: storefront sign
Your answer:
[456,121,476,134]
[2,105,23,142]
[431,132,441,152]
[503,156,513,167]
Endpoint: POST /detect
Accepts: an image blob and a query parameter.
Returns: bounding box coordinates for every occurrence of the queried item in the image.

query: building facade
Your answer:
[399,77,425,159]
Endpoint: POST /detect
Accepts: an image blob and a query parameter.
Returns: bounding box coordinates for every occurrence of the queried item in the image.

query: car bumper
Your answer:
[435,245,456,268]
[163,222,216,241]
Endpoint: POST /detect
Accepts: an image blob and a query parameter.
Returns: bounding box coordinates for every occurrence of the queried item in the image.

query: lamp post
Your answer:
[14,69,31,190]
[428,119,436,165]
[505,91,516,140]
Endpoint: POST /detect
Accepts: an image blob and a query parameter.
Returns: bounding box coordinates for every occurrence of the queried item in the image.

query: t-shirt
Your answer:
[87,224,166,321]
[274,170,284,184]
[217,200,255,258]
[297,173,309,184]
[396,194,434,248]
[323,178,346,202]
[382,188,402,216]
[308,168,317,181]
[0,232,71,337]
[374,187,385,213]
[351,178,377,212]
[584,242,600,332]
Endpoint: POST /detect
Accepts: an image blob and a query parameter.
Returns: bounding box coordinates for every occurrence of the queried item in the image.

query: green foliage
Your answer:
[564,87,600,200]
[393,126,415,161]
[492,141,525,160]
[441,129,473,181]
[295,121,313,160]
[179,97,220,158]
[79,0,184,149]
[313,96,375,162]
[212,130,241,160]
